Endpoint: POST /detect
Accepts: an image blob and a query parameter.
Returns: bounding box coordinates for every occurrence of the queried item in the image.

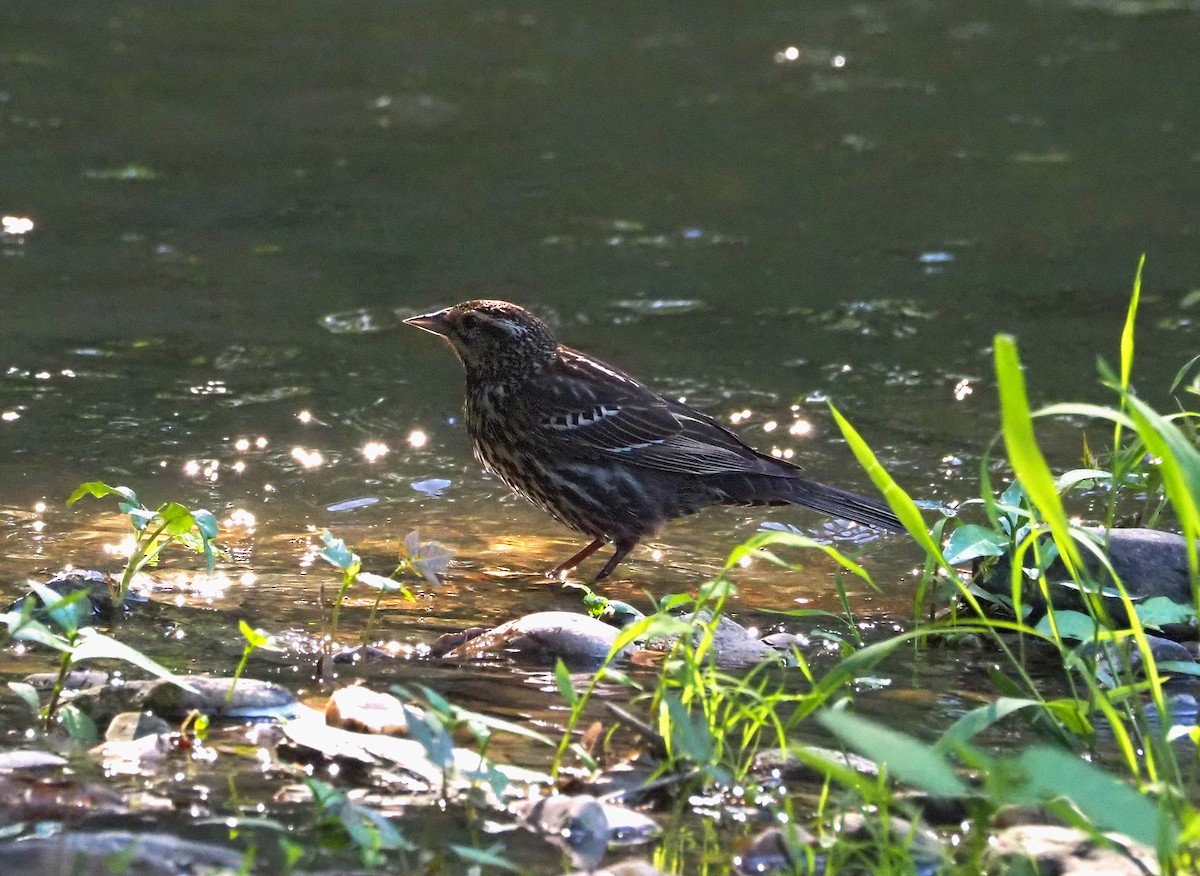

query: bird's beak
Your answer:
[403,307,453,336]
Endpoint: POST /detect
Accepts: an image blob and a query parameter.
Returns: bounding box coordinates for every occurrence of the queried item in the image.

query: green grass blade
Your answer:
[993,335,1080,574]
[1119,255,1144,393]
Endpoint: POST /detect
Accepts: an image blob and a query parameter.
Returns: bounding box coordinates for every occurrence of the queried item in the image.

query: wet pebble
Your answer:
[0,750,68,771]
[984,824,1157,875]
[735,824,816,875]
[105,711,172,742]
[325,685,412,736]
[0,830,246,874]
[58,676,298,725]
[643,612,777,667]
[753,746,880,783]
[979,528,1198,636]
[443,611,628,664]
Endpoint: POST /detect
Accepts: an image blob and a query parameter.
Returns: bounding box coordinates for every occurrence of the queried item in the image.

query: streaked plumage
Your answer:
[405,299,903,581]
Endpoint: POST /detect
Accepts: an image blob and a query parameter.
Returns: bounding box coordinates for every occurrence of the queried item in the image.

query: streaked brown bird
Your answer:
[405,300,903,581]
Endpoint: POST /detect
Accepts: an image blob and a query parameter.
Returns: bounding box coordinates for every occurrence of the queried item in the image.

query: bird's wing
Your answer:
[535,348,774,475]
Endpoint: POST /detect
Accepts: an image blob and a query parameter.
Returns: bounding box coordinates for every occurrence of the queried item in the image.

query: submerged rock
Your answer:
[735,825,817,875]
[642,611,778,667]
[978,528,1198,634]
[515,793,660,872]
[43,675,298,726]
[442,611,628,664]
[104,711,173,741]
[326,685,416,737]
[984,824,1158,875]
[0,830,246,875]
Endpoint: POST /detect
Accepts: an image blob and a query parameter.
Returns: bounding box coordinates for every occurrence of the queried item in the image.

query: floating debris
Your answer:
[319,308,401,334]
[327,497,381,512]
[611,299,709,316]
[83,164,160,181]
[411,478,452,497]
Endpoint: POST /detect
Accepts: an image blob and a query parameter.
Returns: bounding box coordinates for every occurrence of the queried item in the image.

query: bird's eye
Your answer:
[461,313,480,330]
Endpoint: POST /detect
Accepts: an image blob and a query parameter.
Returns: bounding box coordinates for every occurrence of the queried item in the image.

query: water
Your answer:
[1,0,1197,869]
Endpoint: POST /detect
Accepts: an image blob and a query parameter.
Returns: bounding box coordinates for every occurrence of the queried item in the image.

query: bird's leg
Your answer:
[591,542,635,582]
[546,538,606,580]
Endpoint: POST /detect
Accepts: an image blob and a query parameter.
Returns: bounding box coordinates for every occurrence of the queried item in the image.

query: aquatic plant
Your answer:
[4,582,194,734]
[554,259,1200,872]
[66,482,219,604]
[315,529,451,654]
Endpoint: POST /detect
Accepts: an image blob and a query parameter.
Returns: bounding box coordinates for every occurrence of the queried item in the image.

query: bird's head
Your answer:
[404,299,558,383]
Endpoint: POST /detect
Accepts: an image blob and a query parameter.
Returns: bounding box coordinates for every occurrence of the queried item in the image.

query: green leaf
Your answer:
[70,628,197,691]
[936,697,1043,751]
[155,502,196,536]
[399,530,454,585]
[664,696,715,766]
[403,706,453,768]
[67,482,137,507]
[1,610,72,651]
[27,582,90,635]
[1124,393,1200,539]
[1054,468,1112,492]
[238,619,269,648]
[1134,596,1196,629]
[943,524,1009,566]
[192,509,219,540]
[994,746,1169,850]
[1120,255,1144,393]
[57,703,98,743]
[318,530,359,572]
[553,658,578,707]
[994,336,1081,574]
[1157,661,1200,678]
[828,404,931,547]
[819,710,968,797]
[7,681,41,715]
[1034,610,1099,643]
[354,572,402,591]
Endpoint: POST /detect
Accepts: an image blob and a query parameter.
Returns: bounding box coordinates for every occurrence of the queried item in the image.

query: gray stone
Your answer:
[0,830,246,875]
[446,611,626,664]
[985,824,1158,875]
[979,528,1198,634]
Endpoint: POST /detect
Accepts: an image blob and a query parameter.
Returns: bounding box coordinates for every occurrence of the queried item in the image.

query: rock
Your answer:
[0,830,246,875]
[105,711,172,742]
[734,825,816,875]
[753,746,880,783]
[517,794,609,871]
[566,862,670,876]
[134,676,298,720]
[64,676,298,726]
[22,669,111,692]
[444,611,627,664]
[836,812,946,872]
[9,570,150,619]
[643,612,777,667]
[516,793,657,870]
[325,685,411,736]
[0,775,128,828]
[331,644,394,664]
[0,750,68,771]
[984,824,1158,875]
[430,626,488,658]
[979,529,1196,631]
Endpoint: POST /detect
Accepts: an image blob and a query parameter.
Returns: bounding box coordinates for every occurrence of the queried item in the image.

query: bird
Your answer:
[405,299,904,582]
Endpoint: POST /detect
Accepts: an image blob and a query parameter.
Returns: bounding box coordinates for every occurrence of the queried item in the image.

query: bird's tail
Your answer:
[715,473,905,533]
